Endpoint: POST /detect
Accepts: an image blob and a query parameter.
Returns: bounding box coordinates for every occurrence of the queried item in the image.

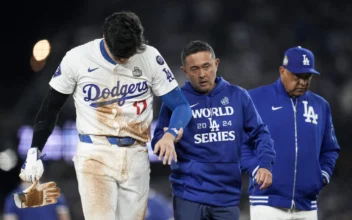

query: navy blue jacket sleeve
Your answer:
[320,103,340,184]
[159,87,192,138]
[241,90,275,173]
[241,135,261,177]
[151,103,172,151]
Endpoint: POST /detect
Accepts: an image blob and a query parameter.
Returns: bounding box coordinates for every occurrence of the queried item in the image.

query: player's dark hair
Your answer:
[103,11,148,59]
[181,40,216,66]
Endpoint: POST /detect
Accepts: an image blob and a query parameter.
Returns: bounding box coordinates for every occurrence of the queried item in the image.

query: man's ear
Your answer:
[279,66,285,77]
[215,58,220,68]
[180,66,186,74]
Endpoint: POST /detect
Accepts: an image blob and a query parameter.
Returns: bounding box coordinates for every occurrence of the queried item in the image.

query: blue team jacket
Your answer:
[241,78,340,210]
[152,77,275,207]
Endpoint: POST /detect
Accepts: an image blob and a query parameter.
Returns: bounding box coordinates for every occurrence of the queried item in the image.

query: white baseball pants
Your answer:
[73,142,150,220]
[250,205,318,220]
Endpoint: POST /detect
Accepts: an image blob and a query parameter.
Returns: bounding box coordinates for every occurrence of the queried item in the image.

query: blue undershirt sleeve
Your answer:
[160,87,192,138]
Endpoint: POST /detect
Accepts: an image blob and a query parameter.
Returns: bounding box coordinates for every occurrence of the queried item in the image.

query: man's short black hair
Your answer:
[181,40,216,66]
[103,11,148,59]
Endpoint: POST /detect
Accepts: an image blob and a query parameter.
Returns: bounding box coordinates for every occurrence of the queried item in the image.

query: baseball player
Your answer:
[152,41,276,220]
[19,11,192,220]
[241,46,340,220]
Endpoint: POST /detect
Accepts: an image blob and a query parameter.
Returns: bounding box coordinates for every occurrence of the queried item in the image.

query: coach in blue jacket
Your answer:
[241,46,340,220]
[151,40,276,220]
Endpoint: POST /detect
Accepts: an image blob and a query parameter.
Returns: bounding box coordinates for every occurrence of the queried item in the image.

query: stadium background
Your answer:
[0,0,351,219]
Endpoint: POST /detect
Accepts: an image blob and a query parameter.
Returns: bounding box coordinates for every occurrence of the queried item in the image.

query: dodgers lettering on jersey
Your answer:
[49,39,178,142]
[83,80,149,107]
[191,106,236,144]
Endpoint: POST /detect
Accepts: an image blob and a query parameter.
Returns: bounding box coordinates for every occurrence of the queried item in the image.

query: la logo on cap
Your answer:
[302,55,310,66]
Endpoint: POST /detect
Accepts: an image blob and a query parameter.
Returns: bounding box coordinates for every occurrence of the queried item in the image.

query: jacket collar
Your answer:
[274,77,307,101]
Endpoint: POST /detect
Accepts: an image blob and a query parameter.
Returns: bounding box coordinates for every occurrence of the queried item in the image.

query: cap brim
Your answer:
[286,67,320,75]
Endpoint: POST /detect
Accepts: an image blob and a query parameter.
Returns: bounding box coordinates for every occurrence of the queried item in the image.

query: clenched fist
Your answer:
[19,148,44,183]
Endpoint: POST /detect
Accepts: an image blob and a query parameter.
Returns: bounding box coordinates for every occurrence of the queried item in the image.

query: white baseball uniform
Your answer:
[49,38,178,220]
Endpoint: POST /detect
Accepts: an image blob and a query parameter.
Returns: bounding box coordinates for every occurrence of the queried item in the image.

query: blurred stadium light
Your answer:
[0,148,18,171]
[33,39,51,61]
[30,39,51,72]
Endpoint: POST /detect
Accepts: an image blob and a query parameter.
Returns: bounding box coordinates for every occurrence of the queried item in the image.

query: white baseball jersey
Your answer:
[49,39,178,143]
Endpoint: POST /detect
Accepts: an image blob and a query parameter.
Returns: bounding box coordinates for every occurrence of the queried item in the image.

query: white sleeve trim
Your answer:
[322,170,330,183]
[252,165,259,177]
[49,81,75,95]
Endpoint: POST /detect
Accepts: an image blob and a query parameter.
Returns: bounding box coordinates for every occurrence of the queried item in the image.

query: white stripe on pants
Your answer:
[73,142,150,220]
[250,205,318,220]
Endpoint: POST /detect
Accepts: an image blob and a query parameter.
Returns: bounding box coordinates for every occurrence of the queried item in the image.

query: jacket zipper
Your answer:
[291,98,298,209]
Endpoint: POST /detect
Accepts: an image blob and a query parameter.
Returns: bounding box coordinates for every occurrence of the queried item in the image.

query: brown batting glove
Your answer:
[13,181,60,208]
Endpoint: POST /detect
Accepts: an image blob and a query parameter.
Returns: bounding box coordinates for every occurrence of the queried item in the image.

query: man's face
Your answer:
[280,66,313,97]
[181,51,219,94]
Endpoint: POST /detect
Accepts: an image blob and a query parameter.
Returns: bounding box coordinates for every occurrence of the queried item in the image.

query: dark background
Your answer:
[1,0,351,219]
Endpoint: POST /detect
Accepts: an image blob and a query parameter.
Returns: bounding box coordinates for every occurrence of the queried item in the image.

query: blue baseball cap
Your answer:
[282,46,320,75]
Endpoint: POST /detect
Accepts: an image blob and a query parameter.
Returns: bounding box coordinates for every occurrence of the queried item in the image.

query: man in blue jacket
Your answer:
[151,40,276,220]
[241,46,340,220]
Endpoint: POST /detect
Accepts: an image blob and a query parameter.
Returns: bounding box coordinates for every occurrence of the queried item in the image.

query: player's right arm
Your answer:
[20,52,77,183]
[19,88,70,183]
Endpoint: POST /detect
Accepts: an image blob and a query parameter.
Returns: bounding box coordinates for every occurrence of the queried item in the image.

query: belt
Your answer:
[79,134,136,147]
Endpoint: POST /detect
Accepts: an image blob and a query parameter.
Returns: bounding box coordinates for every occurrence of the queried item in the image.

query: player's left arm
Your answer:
[242,90,276,189]
[150,48,192,164]
[160,87,191,138]
[320,102,340,185]
[153,88,192,164]
[149,48,192,138]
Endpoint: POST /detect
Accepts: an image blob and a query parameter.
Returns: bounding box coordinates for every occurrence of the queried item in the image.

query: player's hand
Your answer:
[255,168,272,190]
[19,148,44,183]
[153,132,177,165]
[163,127,184,143]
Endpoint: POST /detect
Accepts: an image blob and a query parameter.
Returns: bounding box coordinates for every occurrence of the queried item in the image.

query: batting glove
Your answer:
[19,148,44,183]
[13,181,60,208]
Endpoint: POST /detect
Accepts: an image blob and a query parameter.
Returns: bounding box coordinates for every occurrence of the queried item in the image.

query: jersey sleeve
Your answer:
[49,51,77,94]
[150,47,178,96]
